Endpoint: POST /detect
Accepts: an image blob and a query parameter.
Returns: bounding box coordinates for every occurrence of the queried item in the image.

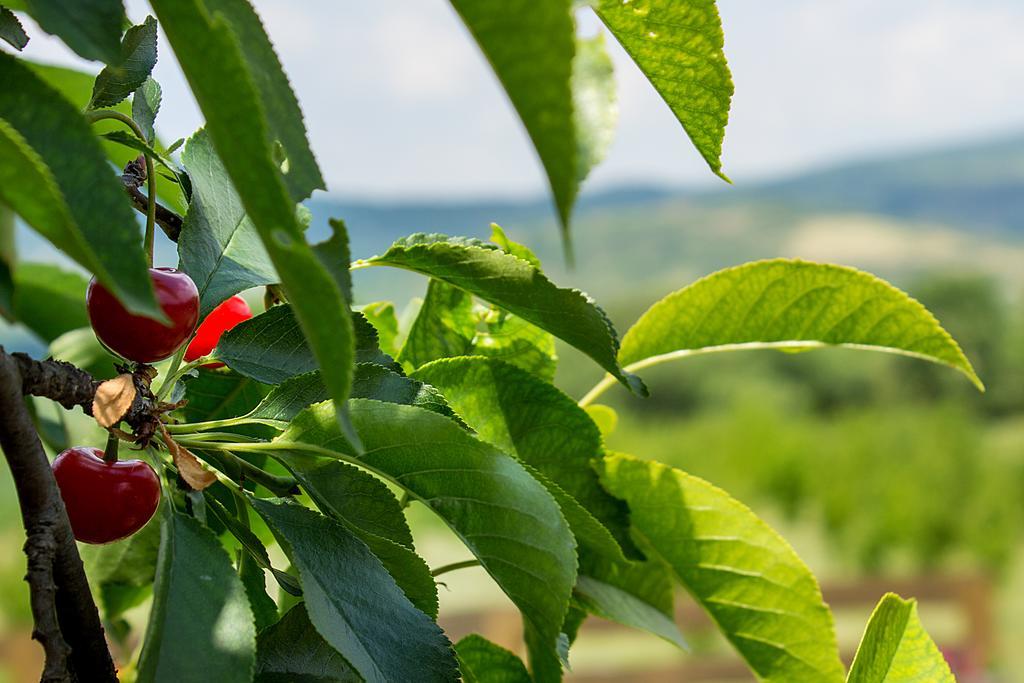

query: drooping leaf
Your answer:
[22,0,125,63]
[271,399,578,662]
[132,76,162,142]
[250,497,459,683]
[178,129,279,317]
[572,33,617,184]
[574,575,685,650]
[450,0,578,233]
[595,0,733,180]
[456,635,532,683]
[619,259,982,390]
[11,262,89,342]
[398,279,475,370]
[273,454,438,618]
[0,55,161,319]
[255,604,359,683]
[202,0,324,201]
[0,6,28,50]
[88,15,158,109]
[152,0,356,444]
[136,510,256,683]
[368,234,643,394]
[846,593,955,683]
[413,356,631,554]
[598,453,845,682]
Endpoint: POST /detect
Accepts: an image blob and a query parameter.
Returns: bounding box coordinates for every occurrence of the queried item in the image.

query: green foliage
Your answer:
[136,509,256,683]
[88,15,158,109]
[21,0,125,63]
[619,259,982,390]
[368,233,645,394]
[254,604,359,682]
[132,76,161,142]
[598,452,846,682]
[456,635,531,683]
[573,575,686,649]
[11,263,88,342]
[847,594,955,683]
[0,6,28,50]
[596,0,733,180]
[0,54,161,318]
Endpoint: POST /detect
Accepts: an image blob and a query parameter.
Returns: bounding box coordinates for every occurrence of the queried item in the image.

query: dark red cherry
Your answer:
[51,447,160,544]
[184,295,252,366]
[87,268,200,363]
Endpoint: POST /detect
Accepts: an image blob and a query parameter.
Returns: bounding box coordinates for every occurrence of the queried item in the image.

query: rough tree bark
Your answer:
[0,349,119,682]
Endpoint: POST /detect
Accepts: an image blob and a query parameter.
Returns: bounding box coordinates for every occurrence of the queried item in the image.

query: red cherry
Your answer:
[87,268,200,364]
[51,447,160,544]
[184,295,252,366]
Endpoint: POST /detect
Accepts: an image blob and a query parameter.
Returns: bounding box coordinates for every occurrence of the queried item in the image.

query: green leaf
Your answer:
[255,604,359,683]
[132,76,162,143]
[360,302,399,357]
[240,556,278,632]
[271,399,578,661]
[368,234,642,394]
[181,369,271,424]
[490,224,542,269]
[473,308,558,382]
[619,259,982,390]
[50,327,118,380]
[178,129,280,317]
[202,0,324,201]
[456,635,532,683]
[0,6,28,50]
[597,453,844,682]
[0,55,162,319]
[136,510,256,683]
[11,262,89,343]
[450,0,578,233]
[88,15,158,109]
[595,0,733,180]
[0,206,14,320]
[273,455,439,618]
[574,575,685,650]
[572,33,617,184]
[313,218,353,302]
[250,497,459,683]
[847,593,955,683]
[80,510,161,620]
[152,0,355,443]
[413,356,631,555]
[398,279,475,370]
[22,0,125,63]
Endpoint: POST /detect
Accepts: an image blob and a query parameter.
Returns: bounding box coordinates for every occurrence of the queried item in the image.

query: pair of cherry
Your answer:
[53,269,252,544]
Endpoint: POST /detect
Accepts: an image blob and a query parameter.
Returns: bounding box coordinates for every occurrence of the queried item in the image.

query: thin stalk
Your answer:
[85,110,157,266]
[154,355,208,402]
[430,559,480,577]
[165,415,284,434]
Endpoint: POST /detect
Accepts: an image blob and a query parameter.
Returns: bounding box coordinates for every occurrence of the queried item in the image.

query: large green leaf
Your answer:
[847,593,955,683]
[250,497,458,683]
[617,259,982,391]
[0,7,28,50]
[398,279,475,370]
[456,635,532,683]
[367,234,643,394]
[178,129,278,316]
[136,510,256,683]
[598,453,845,682]
[88,15,158,109]
[473,308,558,382]
[413,356,631,555]
[0,54,161,319]
[273,454,439,618]
[11,262,89,343]
[255,604,359,683]
[22,0,125,63]
[595,0,733,180]
[152,0,356,442]
[265,399,578,661]
[181,369,271,425]
[450,0,577,232]
[202,0,323,201]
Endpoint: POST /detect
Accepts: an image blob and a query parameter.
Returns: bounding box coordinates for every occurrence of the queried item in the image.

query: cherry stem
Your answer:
[84,110,157,266]
[103,431,119,464]
[430,559,480,577]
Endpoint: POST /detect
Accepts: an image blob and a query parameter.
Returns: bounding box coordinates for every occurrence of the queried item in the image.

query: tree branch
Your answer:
[121,157,183,242]
[0,349,117,682]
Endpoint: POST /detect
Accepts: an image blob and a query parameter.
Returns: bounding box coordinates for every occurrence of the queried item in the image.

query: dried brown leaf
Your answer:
[92,374,137,428]
[159,426,217,491]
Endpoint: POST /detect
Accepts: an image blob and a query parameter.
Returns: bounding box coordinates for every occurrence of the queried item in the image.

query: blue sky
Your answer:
[11,0,1024,199]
